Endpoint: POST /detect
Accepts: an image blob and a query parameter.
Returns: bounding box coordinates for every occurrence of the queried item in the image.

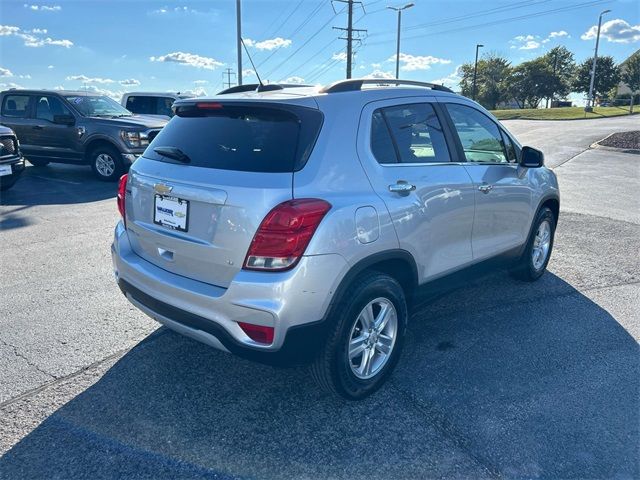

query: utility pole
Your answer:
[236,0,243,85]
[333,0,366,79]
[387,3,414,79]
[222,68,236,89]
[586,9,611,112]
[472,44,483,102]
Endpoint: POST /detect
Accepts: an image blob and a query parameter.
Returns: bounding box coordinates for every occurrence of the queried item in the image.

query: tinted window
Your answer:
[371,111,397,164]
[2,95,30,118]
[35,96,71,122]
[126,96,154,114]
[445,103,507,163]
[156,97,175,116]
[145,104,323,173]
[372,103,450,164]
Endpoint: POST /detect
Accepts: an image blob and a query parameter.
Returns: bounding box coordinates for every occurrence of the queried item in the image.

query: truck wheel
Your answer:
[90,145,124,182]
[510,207,556,282]
[310,271,408,400]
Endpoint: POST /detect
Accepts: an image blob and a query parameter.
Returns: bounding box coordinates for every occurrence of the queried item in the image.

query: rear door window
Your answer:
[34,96,72,122]
[2,95,31,118]
[145,103,323,173]
[371,103,451,164]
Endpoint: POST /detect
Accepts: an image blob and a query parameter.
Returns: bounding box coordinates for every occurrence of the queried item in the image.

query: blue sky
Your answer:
[1,0,638,104]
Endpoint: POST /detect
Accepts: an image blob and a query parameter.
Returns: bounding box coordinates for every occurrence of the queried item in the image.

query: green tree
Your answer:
[459,53,511,110]
[573,56,621,102]
[542,46,575,105]
[621,51,640,113]
[505,58,559,109]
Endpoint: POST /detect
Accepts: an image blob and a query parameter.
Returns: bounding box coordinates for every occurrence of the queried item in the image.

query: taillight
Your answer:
[238,322,274,345]
[117,173,128,220]
[244,199,331,271]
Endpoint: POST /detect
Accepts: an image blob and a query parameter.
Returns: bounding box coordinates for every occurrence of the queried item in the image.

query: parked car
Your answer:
[121,92,194,118]
[111,79,560,399]
[0,90,168,181]
[0,124,25,191]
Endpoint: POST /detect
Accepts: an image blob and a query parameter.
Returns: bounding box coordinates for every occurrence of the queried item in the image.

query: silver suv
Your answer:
[111,79,559,399]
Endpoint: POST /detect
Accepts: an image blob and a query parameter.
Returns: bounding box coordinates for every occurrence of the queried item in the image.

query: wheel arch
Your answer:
[330,250,419,311]
[83,137,121,161]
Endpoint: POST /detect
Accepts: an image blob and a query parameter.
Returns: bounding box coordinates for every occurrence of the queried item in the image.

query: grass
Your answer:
[491,106,638,121]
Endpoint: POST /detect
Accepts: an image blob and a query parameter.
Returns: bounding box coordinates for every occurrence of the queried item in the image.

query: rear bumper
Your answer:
[111,221,348,365]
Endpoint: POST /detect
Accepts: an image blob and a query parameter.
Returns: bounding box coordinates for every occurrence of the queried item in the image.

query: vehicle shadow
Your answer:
[0,272,638,479]
[0,163,116,207]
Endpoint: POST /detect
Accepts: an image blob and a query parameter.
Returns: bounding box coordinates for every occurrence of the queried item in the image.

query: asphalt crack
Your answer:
[0,338,55,381]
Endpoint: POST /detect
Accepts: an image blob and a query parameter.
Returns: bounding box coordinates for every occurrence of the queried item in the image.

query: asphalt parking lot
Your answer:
[0,116,638,479]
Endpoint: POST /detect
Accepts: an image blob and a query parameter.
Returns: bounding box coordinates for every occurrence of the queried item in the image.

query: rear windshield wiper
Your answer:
[153,146,191,163]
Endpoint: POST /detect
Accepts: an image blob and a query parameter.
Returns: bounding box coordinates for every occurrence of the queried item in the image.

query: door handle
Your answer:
[32,125,45,130]
[388,181,416,195]
[478,183,493,194]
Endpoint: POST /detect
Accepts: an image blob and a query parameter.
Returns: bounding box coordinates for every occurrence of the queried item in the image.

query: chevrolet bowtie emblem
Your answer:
[154,183,173,195]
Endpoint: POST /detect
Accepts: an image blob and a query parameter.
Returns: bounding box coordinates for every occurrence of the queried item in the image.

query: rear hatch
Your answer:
[125,98,323,288]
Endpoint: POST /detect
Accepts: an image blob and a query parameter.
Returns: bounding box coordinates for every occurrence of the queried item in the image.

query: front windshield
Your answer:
[64,95,132,117]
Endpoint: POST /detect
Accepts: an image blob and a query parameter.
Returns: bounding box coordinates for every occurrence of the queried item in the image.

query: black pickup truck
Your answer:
[0,89,167,181]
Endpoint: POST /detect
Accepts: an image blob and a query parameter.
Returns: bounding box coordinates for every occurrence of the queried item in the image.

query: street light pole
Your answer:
[236,0,243,85]
[586,9,611,112]
[387,3,414,79]
[472,44,483,102]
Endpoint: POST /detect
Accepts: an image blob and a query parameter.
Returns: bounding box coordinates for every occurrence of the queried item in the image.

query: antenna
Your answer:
[240,38,264,88]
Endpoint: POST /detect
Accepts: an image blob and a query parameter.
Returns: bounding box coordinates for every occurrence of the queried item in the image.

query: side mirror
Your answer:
[53,114,75,126]
[520,146,544,168]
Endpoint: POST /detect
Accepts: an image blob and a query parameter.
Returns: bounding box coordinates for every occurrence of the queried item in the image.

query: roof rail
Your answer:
[218,83,313,95]
[319,78,455,94]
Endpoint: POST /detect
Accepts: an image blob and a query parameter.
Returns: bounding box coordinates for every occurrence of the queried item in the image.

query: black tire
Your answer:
[510,207,556,282]
[28,159,49,167]
[310,271,408,400]
[89,145,124,182]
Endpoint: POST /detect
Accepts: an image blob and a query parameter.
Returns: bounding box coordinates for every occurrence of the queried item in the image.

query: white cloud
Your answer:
[581,19,640,43]
[119,78,140,86]
[150,51,223,70]
[0,67,13,77]
[0,82,23,89]
[77,85,123,100]
[284,76,305,84]
[244,37,292,51]
[66,75,115,84]
[542,30,570,44]
[152,6,202,14]
[47,64,54,69]
[332,52,347,62]
[1,25,72,48]
[388,53,451,71]
[183,87,207,97]
[429,65,463,90]
[366,69,395,79]
[193,80,208,84]
[24,4,61,11]
[510,34,541,50]
[242,69,255,77]
[0,25,21,36]
[370,62,382,68]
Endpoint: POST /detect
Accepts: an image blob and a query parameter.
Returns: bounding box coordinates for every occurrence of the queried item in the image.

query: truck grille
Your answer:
[0,136,17,157]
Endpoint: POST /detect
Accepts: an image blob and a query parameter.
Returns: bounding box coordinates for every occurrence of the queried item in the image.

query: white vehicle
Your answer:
[121,92,194,119]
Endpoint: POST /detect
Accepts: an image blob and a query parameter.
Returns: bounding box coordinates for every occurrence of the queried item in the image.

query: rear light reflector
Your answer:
[244,198,332,271]
[238,322,274,345]
[117,173,128,220]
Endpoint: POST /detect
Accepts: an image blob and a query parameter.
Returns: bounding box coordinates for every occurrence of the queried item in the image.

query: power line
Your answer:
[333,0,367,78]
[366,0,612,45]
[222,68,236,89]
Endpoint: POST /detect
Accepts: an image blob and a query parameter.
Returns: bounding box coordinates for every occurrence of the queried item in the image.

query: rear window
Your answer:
[144,103,323,172]
[2,95,31,118]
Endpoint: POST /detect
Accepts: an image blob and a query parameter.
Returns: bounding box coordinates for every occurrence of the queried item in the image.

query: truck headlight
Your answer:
[120,130,149,148]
